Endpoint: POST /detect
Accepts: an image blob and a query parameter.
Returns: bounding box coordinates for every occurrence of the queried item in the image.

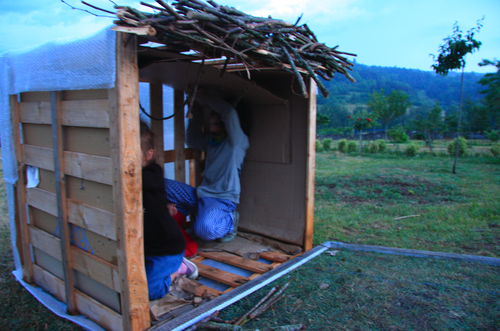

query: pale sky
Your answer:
[1,0,499,73]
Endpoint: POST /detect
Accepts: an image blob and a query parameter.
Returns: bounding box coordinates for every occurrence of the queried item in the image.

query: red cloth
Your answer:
[173,213,198,257]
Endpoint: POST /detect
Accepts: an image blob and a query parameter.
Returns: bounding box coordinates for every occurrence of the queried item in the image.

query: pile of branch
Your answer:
[85,0,356,98]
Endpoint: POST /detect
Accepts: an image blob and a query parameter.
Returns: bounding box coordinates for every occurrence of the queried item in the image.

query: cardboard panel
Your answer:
[63,127,111,157]
[65,175,114,213]
[22,124,52,148]
[38,169,56,193]
[20,91,51,102]
[238,75,310,246]
[245,104,291,164]
[61,89,109,100]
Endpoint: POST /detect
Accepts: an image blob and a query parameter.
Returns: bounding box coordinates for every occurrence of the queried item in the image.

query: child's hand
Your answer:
[167,203,178,217]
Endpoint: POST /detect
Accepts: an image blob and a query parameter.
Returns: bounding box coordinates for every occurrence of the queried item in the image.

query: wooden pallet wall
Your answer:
[11,89,126,330]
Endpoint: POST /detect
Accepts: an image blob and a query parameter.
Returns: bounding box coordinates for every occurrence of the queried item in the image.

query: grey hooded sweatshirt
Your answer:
[186,93,249,204]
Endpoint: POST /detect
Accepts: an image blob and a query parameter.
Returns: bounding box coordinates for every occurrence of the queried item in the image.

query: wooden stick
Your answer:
[393,215,421,220]
[234,286,278,326]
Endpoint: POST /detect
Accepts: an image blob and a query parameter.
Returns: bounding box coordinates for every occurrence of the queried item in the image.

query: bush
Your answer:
[376,139,387,152]
[447,137,468,157]
[405,142,420,157]
[491,143,500,157]
[388,125,409,143]
[368,141,380,153]
[347,141,357,153]
[316,139,324,152]
[337,139,348,153]
[486,130,500,142]
[322,138,334,151]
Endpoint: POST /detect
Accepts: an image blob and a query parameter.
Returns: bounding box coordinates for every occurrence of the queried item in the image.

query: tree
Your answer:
[431,18,483,174]
[478,59,500,129]
[412,102,445,150]
[367,89,410,140]
[348,109,373,153]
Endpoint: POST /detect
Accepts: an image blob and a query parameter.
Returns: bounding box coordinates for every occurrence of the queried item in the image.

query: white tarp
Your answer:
[0,26,116,331]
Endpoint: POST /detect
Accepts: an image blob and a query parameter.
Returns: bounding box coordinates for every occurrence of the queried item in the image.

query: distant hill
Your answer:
[318,63,485,109]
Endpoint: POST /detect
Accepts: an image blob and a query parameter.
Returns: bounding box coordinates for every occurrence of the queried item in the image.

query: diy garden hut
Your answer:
[0,2,355,330]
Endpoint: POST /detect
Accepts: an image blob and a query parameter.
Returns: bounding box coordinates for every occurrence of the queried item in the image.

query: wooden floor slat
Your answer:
[259,251,292,263]
[198,251,273,274]
[195,263,250,288]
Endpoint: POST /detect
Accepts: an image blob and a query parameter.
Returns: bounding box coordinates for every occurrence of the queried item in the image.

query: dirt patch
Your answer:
[316,175,466,205]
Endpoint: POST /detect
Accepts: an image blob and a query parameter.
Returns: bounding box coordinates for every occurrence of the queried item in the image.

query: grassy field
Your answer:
[1,143,500,330]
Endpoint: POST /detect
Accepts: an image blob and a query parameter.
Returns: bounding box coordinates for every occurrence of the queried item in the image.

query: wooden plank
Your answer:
[174,89,185,182]
[22,145,54,171]
[195,263,250,288]
[164,148,195,163]
[33,264,66,302]
[19,99,110,127]
[76,289,123,331]
[72,248,121,293]
[150,82,164,169]
[259,251,291,263]
[181,279,222,299]
[304,77,317,252]
[110,32,150,331]
[198,251,273,274]
[60,99,110,128]
[68,200,116,241]
[63,151,112,185]
[32,264,123,331]
[26,188,57,216]
[51,91,77,314]
[19,101,51,124]
[10,95,34,283]
[30,225,62,261]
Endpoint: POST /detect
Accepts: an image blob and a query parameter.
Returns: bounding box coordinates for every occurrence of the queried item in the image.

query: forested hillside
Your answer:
[317,62,491,133]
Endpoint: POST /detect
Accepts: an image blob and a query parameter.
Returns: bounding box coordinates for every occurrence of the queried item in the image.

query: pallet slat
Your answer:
[195,263,250,288]
[19,99,110,127]
[259,251,291,263]
[198,251,273,274]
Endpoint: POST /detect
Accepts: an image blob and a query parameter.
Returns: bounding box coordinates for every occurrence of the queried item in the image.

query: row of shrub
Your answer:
[316,137,500,157]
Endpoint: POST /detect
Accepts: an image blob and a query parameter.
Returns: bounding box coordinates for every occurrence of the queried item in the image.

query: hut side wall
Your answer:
[11,89,125,330]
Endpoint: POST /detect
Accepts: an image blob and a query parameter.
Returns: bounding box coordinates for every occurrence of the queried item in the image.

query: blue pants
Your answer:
[145,252,184,300]
[164,179,236,241]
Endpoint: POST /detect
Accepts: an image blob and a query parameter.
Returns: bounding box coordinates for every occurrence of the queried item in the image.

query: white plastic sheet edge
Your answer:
[12,269,105,331]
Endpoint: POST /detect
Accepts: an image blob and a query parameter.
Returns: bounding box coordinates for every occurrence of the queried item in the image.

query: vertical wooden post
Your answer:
[174,89,186,182]
[150,82,164,170]
[304,77,317,252]
[10,95,33,283]
[110,32,150,331]
[51,91,77,314]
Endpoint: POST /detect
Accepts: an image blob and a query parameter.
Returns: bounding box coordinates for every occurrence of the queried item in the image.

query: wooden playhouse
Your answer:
[2,3,355,330]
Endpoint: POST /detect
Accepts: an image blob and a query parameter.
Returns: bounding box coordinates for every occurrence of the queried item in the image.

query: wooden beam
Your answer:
[304,78,316,252]
[110,32,150,331]
[10,95,34,283]
[259,251,292,263]
[174,89,186,182]
[51,91,77,314]
[149,82,164,170]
